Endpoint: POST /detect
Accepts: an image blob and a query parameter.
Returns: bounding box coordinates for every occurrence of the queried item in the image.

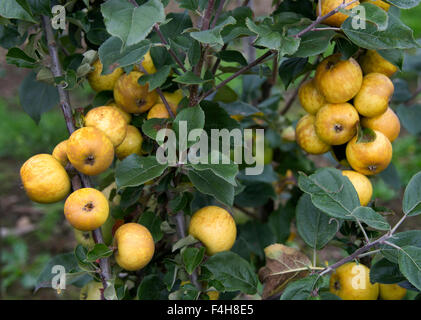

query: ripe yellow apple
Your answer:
[80,281,104,300]
[64,188,109,231]
[87,59,123,92]
[114,223,155,271]
[298,79,326,114]
[134,51,157,74]
[147,103,177,120]
[108,101,132,124]
[354,73,394,117]
[329,262,379,300]
[67,127,115,176]
[315,103,359,145]
[362,0,390,11]
[157,89,183,109]
[361,108,400,142]
[52,140,69,167]
[359,50,398,77]
[84,106,128,147]
[188,206,237,256]
[315,54,363,103]
[20,154,71,203]
[379,283,407,300]
[113,71,158,114]
[342,170,373,206]
[346,130,392,175]
[296,114,330,155]
[115,125,144,160]
[317,0,360,27]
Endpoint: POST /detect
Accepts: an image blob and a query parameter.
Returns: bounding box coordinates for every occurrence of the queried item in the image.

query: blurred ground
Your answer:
[1,2,421,300]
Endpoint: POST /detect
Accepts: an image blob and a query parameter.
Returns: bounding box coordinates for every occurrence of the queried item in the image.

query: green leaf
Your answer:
[142,118,169,141]
[298,168,360,219]
[6,47,36,68]
[296,194,339,250]
[35,253,83,292]
[398,246,421,291]
[396,104,421,135]
[138,211,163,242]
[370,258,405,284]
[378,49,404,69]
[190,151,238,186]
[237,165,278,184]
[216,50,248,66]
[335,38,359,60]
[0,1,36,22]
[381,231,421,263]
[187,168,235,206]
[342,2,389,31]
[137,275,167,300]
[293,29,336,58]
[342,12,420,50]
[115,154,168,189]
[246,18,300,56]
[86,244,113,262]
[280,275,327,300]
[190,16,236,46]
[278,57,309,89]
[119,186,143,210]
[18,71,59,123]
[235,182,276,207]
[173,71,212,84]
[172,235,199,252]
[101,0,165,47]
[219,101,260,116]
[138,65,171,91]
[173,106,205,148]
[351,206,390,230]
[204,251,258,295]
[386,0,421,9]
[0,25,27,49]
[182,247,205,275]
[98,36,151,75]
[403,171,421,216]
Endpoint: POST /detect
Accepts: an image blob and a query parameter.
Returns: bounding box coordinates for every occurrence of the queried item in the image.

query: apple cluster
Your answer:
[295,50,400,206]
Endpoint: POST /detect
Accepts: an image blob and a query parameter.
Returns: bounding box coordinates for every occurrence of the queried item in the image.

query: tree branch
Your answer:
[41,15,111,296]
[200,50,275,101]
[154,24,187,73]
[293,0,359,38]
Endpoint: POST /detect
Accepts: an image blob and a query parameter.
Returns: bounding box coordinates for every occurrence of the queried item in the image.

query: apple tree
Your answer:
[3,0,421,300]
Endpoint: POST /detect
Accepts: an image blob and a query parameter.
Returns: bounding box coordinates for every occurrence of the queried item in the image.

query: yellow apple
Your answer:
[379,283,407,300]
[84,106,128,147]
[342,170,373,206]
[317,0,360,27]
[113,71,158,114]
[114,223,155,271]
[346,130,392,175]
[64,188,109,231]
[20,154,71,203]
[296,114,330,154]
[329,262,379,300]
[115,125,144,160]
[52,140,69,167]
[188,206,237,256]
[315,54,363,103]
[359,50,398,77]
[354,73,394,117]
[87,59,123,92]
[67,127,115,176]
[315,103,360,145]
[298,79,326,114]
[361,107,400,142]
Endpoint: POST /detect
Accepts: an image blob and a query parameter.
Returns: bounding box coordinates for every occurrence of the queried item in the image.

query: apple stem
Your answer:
[41,15,112,298]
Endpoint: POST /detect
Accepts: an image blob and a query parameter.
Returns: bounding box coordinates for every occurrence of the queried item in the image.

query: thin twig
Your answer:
[293,0,359,38]
[136,64,175,118]
[154,25,187,73]
[211,43,228,76]
[41,15,111,295]
[200,50,275,101]
[210,0,225,29]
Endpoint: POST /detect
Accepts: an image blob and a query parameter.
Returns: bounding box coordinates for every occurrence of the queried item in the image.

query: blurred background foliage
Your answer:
[1,2,421,299]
